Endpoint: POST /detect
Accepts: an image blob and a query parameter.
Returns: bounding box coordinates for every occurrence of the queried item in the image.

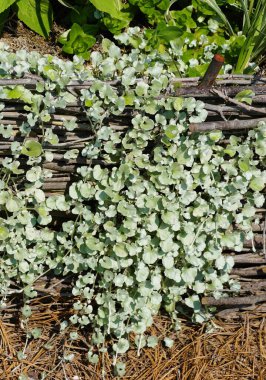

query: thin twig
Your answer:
[263,213,266,259]
[190,117,266,132]
[211,88,266,115]
[202,294,266,306]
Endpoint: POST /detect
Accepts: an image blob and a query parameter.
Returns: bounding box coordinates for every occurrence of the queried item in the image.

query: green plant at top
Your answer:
[0,0,53,37]
[203,0,266,73]
[0,0,246,73]
[58,23,97,59]
[0,39,265,370]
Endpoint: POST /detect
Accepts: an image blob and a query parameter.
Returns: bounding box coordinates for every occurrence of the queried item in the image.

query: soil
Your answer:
[1,21,66,58]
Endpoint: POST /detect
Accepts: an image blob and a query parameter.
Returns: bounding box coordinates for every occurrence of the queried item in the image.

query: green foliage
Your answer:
[235,89,255,105]
[15,0,53,38]
[0,43,265,365]
[89,0,123,19]
[58,23,97,59]
[0,0,16,13]
[0,0,257,73]
[200,0,266,73]
[0,0,53,38]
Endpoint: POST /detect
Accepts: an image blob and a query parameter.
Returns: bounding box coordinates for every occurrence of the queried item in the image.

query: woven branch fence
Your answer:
[0,65,266,320]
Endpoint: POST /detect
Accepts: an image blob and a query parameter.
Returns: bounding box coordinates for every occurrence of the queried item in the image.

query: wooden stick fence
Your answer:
[0,56,265,319]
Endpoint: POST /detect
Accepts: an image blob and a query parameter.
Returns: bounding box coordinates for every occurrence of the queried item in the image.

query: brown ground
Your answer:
[0,297,265,380]
[1,21,65,57]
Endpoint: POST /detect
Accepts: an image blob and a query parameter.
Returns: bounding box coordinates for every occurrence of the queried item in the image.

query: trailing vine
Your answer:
[0,37,265,368]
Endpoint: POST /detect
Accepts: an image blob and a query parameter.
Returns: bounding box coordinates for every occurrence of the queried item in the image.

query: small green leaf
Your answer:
[235,90,255,105]
[113,338,129,354]
[250,177,265,191]
[165,125,178,139]
[147,336,159,348]
[22,305,32,318]
[209,130,222,142]
[21,140,42,157]
[4,85,32,103]
[0,226,9,240]
[6,198,20,212]
[238,159,250,172]
[87,351,99,364]
[164,337,174,348]
[31,327,42,339]
[173,97,184,111]
[114,361,126,377]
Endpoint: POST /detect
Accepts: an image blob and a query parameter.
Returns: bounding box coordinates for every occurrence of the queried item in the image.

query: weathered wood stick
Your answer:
[190,117,266,131]
[42,163,78,172]
[171,74,266,84]
[171,85,266,98]
[198,54,225,88]
[244,234,264,247]
[229,252,266,264]
[202,294,266,306]
[216,304,266,319]
[42,182,69,190]
[212,88,266,115]
[231,266,266,277]
[237,278,266,292]
[1,74,266,88]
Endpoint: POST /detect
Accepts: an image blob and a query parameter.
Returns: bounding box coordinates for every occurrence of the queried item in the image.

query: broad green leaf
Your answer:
[26,166,42,182]
[143,249,158,265]
[0,0,16,13]
[19,260,29,273]
[173,97,184,111]
[136,265,149,282]
[181,267,197,284]
[15,0,53,38]
[89,0,123,19]
[162,254,174,269]
[113,243,128,258]
[224,147,236,157]
[156,23,184,42]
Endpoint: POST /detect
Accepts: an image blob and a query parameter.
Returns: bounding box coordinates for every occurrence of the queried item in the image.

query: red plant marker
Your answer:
[198,54,225,88]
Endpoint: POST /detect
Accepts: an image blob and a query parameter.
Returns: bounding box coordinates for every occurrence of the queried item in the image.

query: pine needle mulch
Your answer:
[0,295,265,380]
